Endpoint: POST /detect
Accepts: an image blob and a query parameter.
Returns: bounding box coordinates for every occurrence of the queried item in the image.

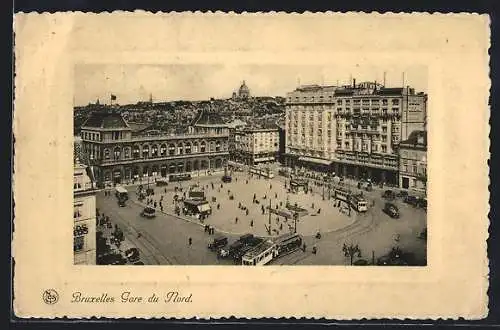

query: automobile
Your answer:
[218,241,243,259]
[156,178,169,187]
[133,261,145,265]
[128,255,140,263]
[404,195,418,206]
[383,202,400,218]
[141,207,156,218]
[208,235,228,251]
[416,198,427,210]
[396,190,409,198]
[110,254,127,265]
[382,190,396,200]
[125,248,140,260]
[222,175,232,183]
[353,259,369,266]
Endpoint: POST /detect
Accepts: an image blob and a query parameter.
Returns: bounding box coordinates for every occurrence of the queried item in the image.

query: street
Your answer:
[96,169,426,266]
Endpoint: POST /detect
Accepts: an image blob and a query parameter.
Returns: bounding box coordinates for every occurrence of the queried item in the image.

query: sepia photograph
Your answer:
[73,63,428,266]
[14,12,489,319]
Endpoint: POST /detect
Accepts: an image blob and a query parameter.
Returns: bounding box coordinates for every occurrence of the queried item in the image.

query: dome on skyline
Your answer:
[238,80,250,99]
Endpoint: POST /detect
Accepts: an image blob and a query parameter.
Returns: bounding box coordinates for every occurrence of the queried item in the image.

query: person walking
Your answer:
[235,217,238,224]
[250,220,254,227]
[188,237,192,245]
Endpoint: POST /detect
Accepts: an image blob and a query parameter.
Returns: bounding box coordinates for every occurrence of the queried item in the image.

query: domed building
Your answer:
[237,80,250,100]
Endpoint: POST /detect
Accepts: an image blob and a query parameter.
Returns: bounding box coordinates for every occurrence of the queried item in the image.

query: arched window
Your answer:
[200,141,206,153]
[160,144,167,156]
[123,147,130,159]
[215,141,221,152]
[168,143,175,156]
[142,145,150,158]
[151,165,159,177]
[151,145,158,157]
[133,145,140,159]
[185,142,191,154]
[177,143,184,155]
[210,142,215,152]
[193,142,199,153]
[113,147,121,160]
[104,148,110,160]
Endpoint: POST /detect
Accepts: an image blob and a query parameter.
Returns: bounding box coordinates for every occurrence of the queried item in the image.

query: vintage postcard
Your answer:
[13,12,490,319]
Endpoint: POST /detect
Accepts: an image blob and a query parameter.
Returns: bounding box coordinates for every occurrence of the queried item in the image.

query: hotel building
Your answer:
[284,80,427,185]
[80,109,230,187]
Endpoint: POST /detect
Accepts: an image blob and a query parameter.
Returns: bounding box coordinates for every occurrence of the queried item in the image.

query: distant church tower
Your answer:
[149,93,153,104]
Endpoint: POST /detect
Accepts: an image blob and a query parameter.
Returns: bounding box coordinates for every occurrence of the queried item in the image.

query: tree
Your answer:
[342,243,362,265]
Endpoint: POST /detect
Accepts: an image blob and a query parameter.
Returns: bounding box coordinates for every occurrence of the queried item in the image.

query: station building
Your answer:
[80,109,230,187]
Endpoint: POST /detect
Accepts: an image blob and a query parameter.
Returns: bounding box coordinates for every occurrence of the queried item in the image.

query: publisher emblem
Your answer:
[42,289,59,305]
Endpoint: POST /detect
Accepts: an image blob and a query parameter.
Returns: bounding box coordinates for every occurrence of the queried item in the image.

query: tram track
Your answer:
[106,207,176,265]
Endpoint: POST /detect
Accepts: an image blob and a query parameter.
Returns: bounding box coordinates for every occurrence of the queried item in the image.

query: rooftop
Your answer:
[128,122,153,132]
[191,110,227,126]
[243,240,275,259]
[82,111,130,129]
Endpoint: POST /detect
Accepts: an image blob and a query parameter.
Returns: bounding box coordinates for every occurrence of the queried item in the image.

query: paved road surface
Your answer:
[97,169,426,266]
[97,191,237,265]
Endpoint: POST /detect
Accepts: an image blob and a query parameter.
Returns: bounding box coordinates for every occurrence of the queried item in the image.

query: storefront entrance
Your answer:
[113,169,122,184]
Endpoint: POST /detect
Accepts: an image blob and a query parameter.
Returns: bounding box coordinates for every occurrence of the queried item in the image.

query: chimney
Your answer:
[353,78,356,88]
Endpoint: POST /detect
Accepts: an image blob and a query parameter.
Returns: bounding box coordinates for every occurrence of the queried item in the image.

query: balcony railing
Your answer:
[93,151,230,166]
[94,132,229,144]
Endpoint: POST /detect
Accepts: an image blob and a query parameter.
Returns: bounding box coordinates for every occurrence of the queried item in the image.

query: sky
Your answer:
[74,64,428,106]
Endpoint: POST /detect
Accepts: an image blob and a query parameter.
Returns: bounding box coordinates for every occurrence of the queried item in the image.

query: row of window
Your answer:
[106,142,225,160]
[86,141,228,161]
[287,97,401,105]
[401,164,426,175]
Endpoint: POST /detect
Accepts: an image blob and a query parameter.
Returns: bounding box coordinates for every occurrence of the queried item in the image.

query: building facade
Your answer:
[399,130,427,193]
[80,109,230,187]
[232,128,280,165]
[284,80,427,185]
[74,160,97,265]
[284,84,339,171]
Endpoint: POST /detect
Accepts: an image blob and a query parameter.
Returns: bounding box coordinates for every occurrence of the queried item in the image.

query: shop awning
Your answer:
[254,156,275,162]
[298,156,332,166]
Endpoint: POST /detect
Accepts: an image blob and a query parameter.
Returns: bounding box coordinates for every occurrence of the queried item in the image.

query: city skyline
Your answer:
[74,64,428,106]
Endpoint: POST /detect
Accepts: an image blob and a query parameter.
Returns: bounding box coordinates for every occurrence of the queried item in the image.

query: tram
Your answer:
[241,240,278,266]
[249,167,275,179]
